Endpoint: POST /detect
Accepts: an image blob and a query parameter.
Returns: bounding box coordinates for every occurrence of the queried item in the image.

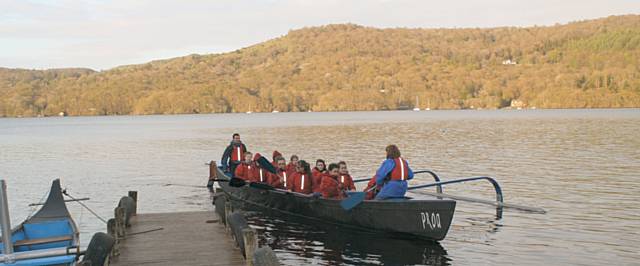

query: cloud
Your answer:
[0,0,638,70]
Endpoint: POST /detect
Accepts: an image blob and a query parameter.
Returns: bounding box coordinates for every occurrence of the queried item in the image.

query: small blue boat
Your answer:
[1,179,80,265]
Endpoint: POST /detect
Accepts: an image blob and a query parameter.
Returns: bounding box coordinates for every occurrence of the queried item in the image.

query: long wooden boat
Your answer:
[216,167,456,241]
[1,179,80,265]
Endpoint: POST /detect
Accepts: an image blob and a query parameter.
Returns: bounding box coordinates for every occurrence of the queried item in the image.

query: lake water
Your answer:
[1,109,638,265]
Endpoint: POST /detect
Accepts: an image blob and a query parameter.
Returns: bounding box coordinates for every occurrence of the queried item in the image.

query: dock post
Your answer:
[242,228,257,266]
[115,206,126,239]
[128,191,137,216]
[107,218,120,257]
[224,201,232,231]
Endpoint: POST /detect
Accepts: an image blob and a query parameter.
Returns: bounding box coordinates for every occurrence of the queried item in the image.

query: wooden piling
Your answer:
[107,218,119,257]
[127,191,137,216]
[224,201,232,231]
[242,228,258,266]
[115,206,126,239]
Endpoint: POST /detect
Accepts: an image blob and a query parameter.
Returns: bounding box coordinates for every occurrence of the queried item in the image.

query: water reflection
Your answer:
[246,212,451,265]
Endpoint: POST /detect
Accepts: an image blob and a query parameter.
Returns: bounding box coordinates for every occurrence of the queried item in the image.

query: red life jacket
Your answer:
[300,174,307,191]
[256,168,266,183]
[340,174,356,191]
[235,163,253,181]
[291,173,312,194]
[389,157,409,181]
[230,145,244,161]
[279,170,289,188]
[320,174,344,199]
[364,175,381,200]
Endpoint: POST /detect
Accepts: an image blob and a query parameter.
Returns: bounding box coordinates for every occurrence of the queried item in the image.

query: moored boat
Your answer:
[215,167,456,241]
[1,179,80,265]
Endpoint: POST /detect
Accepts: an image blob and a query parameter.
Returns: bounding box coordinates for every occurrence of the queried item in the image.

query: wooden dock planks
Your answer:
[109,211,245,266]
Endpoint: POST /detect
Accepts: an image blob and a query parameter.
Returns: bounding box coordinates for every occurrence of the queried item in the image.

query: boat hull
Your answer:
[216,168,456,241]
[0,179,79,266]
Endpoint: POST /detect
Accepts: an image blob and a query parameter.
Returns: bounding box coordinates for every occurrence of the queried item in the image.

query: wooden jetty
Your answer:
[104,190,273,266]
[109,211,244,266]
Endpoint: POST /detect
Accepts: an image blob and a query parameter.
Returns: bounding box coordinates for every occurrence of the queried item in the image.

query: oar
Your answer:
[256,155,277,174]
[352,170,438,184]
[353,177,370,183]
[210,177,248,187]
[340,186,376,211]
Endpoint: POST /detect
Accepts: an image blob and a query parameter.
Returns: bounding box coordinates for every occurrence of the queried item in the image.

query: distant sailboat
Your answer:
[413,96,420,111]
[425,98,431,111]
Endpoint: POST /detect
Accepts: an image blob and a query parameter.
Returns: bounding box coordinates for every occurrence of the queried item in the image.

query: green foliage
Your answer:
[1,15,640,117]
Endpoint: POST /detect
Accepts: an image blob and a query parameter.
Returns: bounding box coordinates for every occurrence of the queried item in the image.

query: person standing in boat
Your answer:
[338,161,356,191]
[374,145,414,199]
[234,151,255,181]
[320,163,347,199]
[312,159,327,193]
[291,160,313,194]
[221,133,248,177]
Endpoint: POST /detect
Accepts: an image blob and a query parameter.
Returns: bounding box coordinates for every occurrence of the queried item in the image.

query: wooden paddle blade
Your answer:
[257,156,277,174]
[340,192,366,211]
[228,178,247,187]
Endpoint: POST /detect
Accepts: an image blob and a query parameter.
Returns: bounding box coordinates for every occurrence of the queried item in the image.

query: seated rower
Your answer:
[363,175,382,200]
[251,153,272,184]
[271,156,292,189]
[312,159,327,193]
[374,145,414,199]
[234,152,254,181]
[338,161,356,191]
[286,155,299,173]
[271,150,283,167]
[320,163,346,199]
[291,160,313,194]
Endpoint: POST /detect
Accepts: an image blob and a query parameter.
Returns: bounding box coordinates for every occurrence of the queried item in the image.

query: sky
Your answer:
[1,0,639,70]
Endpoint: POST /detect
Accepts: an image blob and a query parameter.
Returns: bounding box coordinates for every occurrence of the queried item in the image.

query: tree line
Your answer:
[1,15,639,117]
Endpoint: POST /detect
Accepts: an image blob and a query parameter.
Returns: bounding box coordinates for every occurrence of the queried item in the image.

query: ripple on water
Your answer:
[1,109,638,265]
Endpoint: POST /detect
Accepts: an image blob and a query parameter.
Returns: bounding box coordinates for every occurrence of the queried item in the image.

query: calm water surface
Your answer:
[1,109,639,265]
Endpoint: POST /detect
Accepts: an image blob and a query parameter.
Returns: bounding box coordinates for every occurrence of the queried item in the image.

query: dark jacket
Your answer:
[221,141,247,168]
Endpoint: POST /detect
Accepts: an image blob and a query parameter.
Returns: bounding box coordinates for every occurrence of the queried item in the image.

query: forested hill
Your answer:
[1,15,640,117]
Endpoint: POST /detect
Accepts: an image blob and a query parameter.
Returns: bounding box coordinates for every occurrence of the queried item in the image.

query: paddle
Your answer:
[216,176,274,190]
[256,155,277,174]
[210,177,247,187]
[340,186,376,211]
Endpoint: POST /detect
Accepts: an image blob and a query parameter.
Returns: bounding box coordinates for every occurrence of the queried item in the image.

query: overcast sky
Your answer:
[1,0,638,70]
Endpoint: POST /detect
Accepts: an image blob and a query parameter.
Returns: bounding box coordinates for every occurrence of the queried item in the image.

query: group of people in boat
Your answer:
[221,133,414,200]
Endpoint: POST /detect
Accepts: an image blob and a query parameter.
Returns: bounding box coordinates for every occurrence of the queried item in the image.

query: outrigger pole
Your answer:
[353,170,546,216]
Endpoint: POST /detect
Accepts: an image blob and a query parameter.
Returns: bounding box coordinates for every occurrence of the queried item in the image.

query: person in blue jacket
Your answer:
[374,144,414,199]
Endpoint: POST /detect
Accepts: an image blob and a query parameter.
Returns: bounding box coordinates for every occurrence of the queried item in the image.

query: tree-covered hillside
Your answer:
[1,15,639,117]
